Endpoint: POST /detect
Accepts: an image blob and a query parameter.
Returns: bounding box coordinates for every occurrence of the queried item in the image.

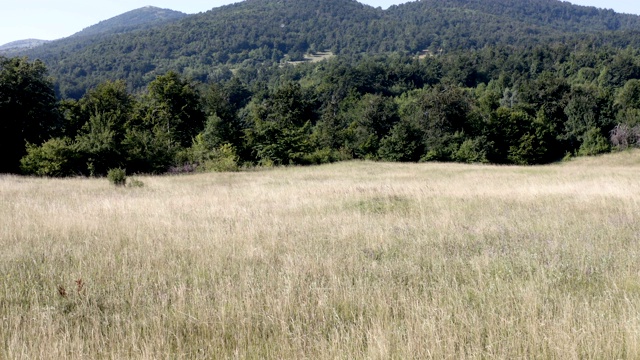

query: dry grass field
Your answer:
[3,151,640,359]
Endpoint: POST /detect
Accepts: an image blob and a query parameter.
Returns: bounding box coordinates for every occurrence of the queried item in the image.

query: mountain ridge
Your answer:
[69,6,188,38]
[11,0,640,98]
[0,6,187,55]
[0,39,51,55]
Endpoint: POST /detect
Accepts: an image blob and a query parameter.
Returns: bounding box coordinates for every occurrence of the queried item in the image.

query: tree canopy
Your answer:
[0,57,59,173]
[5,0,640,175]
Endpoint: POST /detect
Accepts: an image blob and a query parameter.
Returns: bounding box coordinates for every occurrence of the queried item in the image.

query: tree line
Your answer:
[3,43,640,176]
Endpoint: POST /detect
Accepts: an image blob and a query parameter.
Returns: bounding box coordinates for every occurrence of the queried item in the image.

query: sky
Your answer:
[0,0,639,47]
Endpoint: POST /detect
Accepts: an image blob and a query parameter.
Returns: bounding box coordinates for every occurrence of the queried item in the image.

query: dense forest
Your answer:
[3,0,640,176]
[16,0,640,98]
[68,6,187,38]
[4,42,640,176]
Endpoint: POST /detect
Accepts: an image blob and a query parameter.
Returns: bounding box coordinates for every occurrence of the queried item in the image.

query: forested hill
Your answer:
[391,0,640,33]
[17,0,640,98]
[0,7,186,56]
[387,0,640,50]
[0,39,50,56]
[70,6,188,38]
[18,6,189,98]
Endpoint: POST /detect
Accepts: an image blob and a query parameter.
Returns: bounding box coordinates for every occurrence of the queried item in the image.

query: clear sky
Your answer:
[0,0,639,47]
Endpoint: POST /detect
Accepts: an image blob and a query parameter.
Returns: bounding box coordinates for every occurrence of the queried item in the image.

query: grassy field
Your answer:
[2,152,640,359]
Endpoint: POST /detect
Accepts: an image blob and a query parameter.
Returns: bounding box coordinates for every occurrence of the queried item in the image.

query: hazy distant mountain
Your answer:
[0,39,50,55]
[71,6,188,37]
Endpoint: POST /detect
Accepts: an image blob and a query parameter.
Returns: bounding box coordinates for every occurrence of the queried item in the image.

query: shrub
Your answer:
[299,148,352,165]
[610,123,640,150]
[127,178,144,188]
[107,168,127,186]
[453,138,489,164]
[258,158,275,168]
[202,143,240,172]
[183,135,240,172]
[578,128,610,156]
[378,120,423,162]
[20,138,79,177]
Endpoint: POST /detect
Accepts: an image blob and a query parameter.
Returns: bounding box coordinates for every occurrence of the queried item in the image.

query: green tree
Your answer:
[578,127,611,156]
[345,94,399,159]
[20,138,80,177]
[147,71,206,148]
[121,112,176,174]
[0,57,59,173]
[378,117,424,162]
[563,84,614,153]
[415,85,473,161]
[486,107,532,163]
[245,82,316,165]
[200,80,249,151]
[615,79,640,111]
[74,81,135,175]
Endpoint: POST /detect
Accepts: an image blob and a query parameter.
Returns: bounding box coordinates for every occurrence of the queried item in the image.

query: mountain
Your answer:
[383,0,640,51]
[70,6,188,38]
[390,0,640,33]
[15,0,640,98]
[0,39,50,55]
[0,7,185,57]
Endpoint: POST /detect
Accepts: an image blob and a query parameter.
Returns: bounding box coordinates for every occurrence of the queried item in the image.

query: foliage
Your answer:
[187,135,240,172]
[578,128,611,156]
[246,82,316,165]
[146,71,206,148]
[127,178,145,187]
[20,138,79,177]
[453,138,490,164]
[71,80,135,175]
[107,168,127,186]
[10,8,640,175]
[344,94,399,159]
[14,0,640,98]
[0,57,59,173]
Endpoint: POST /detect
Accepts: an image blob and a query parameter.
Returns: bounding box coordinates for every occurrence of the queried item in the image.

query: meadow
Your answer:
[2,152,640,359]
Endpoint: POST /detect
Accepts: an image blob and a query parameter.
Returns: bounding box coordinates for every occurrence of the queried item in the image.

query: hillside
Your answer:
[70,6,188,38]
[15,0,640,98]
[14,6,188,96]
[390,0,640,33]
[0,39,50,55]
[387,0,640,50]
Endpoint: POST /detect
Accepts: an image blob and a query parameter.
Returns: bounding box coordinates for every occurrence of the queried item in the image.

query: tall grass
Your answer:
[2,152,640,358]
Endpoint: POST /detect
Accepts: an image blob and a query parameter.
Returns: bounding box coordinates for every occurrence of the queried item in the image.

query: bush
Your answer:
[167,163,198,175]
[20,138,80,177]
[107,168,127,186]
[378,120,423,162]
[453,138,489,164]
[578,128,610,156]
[127,178,144,188]
[610,123,640,150]
[182,135,240,172]
[299,148,352,165]
[202,143,240,172]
